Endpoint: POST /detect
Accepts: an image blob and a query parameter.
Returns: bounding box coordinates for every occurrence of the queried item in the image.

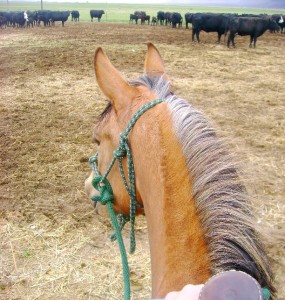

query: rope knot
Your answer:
[114,134,128,158]
[88,155,97,164]
[91,176,114,205]
[91,175,103,188]
[114,146,127,159]
[99,188,114,205]
[120,133,128,143]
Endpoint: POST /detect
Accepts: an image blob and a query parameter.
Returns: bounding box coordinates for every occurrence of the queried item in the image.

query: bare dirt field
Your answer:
[0,22,284,299]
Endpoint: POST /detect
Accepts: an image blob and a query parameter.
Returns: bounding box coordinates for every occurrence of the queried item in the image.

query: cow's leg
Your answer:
[227,33,235,48]
[196,30,200,43]
[249,35,254,48]
[253,36,257,48]
[192,29,195,42]
[218,32,222,44]
[232,35,236,47]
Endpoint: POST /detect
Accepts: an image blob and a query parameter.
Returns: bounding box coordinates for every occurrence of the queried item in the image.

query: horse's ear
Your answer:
[94,47,139,113]
[144,43,169,80]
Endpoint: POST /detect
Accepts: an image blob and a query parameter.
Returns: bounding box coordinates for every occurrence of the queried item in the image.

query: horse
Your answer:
[85,43,276,299]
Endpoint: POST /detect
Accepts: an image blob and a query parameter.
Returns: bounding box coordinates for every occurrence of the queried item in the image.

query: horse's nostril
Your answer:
[94,202,100,214]
[93,201,97,209]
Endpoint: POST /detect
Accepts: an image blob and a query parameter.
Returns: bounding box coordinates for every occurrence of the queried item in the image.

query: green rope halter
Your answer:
[88,98,164,300]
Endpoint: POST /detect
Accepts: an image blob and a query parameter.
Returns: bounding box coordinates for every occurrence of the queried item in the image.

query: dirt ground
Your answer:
[0,22,284,299]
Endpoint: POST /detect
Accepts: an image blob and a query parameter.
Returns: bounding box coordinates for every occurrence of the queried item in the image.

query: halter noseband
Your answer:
[88,98,164,300]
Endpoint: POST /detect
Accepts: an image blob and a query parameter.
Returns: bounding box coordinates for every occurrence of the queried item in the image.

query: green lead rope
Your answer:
[91,175,131,300]
[262,288,271,300]
[110,213,130,242]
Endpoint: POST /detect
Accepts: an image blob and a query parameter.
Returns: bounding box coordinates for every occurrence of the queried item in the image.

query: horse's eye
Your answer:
[94,138,100,146]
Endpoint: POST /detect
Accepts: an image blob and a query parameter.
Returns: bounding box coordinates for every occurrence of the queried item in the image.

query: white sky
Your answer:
[16,0,212,3]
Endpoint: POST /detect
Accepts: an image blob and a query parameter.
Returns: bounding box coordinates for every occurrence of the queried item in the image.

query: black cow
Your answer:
[11,12,26,27]
[185,13,193,29]
[0,16,7,28]
[164,12,172,26]
[191,13,231,43]
[157,11,165,25]
[37,11,70,27]
[278,15,285,33]
[134,11,146,23]
[271,14,284,33]
[227,17,280,48]
[151,16,157,26]
[26,16,35,28]
[133,11,147,24]
[129,14,138,24]
[37,10,53,26]
[90,10,105,22]
[23,10,37,28]
[50,11,70,27]
[141,15,150,25]
[37,10,49,26]
[171,12,182,28]
[0,12,10,26]
[71,10,80,22]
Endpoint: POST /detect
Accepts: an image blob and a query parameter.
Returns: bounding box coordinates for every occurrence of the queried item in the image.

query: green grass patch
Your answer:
[0,1,284,23]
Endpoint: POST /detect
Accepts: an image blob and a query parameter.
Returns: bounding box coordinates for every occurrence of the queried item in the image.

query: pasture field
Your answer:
[0,1,285,23]
[0,21,285,299]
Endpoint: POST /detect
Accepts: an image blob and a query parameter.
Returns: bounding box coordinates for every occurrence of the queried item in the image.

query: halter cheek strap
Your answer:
[88,98,164,300]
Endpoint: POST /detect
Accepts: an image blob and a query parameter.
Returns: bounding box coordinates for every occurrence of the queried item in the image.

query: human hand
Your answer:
[164,284,204,300]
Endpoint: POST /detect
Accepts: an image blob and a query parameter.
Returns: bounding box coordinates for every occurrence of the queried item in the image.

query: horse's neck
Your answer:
[133,108,211,298]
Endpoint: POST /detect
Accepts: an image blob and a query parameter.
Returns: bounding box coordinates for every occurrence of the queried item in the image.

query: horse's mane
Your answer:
[129,75,275,294]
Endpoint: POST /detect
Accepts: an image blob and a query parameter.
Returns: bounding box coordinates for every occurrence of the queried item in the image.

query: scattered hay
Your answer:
[0,23,284,299]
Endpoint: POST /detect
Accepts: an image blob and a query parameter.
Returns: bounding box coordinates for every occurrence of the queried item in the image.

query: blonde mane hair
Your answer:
[129,74,275,294]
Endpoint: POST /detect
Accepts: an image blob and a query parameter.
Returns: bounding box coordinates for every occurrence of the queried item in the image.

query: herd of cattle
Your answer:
[0,9,284,48]
[0,10,105,27]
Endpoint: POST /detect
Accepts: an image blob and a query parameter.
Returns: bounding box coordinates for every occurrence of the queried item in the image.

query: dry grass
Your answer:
[0,23,284,299]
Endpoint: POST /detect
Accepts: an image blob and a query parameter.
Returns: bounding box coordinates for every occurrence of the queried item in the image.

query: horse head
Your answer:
[85,43,167,217]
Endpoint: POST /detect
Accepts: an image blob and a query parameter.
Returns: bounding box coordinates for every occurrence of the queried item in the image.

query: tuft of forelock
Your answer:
[129,74,275,296]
